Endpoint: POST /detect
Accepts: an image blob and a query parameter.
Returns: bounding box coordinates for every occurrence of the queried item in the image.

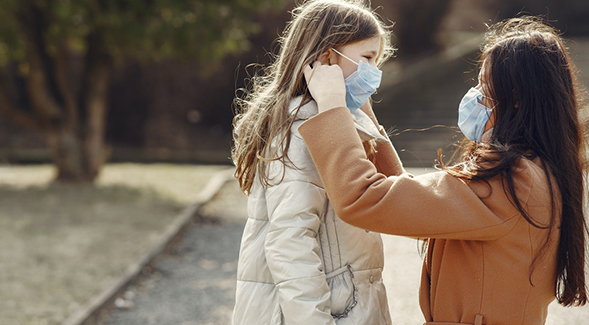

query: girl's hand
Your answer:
[303,61,347,113]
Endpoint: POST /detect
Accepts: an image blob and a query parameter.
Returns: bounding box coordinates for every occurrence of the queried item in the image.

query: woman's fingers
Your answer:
[303,60,346,112]
[303,61,321,84]
[303,62,314,84]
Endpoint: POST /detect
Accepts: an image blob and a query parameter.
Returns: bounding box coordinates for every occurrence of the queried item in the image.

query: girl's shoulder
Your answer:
[289,96,319,122]
[465,156,556,218]
[286,96,320,144]
[288,95,388,143]
[263,98,320,186]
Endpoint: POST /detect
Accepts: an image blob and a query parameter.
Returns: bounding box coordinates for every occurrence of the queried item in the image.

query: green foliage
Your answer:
[0,0,285,65]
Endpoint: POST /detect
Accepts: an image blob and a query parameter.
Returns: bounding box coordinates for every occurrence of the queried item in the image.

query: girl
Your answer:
[231,0,396,324]
[300,17,588,324]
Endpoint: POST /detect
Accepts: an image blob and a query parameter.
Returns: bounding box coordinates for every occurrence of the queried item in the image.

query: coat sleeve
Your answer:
[298,107,521,240]
[264,179,336,325]
[374,134,405,177]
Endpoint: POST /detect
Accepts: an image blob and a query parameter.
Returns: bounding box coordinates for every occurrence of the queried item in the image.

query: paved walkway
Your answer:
[98,167,589,324]
[97,179,247,325]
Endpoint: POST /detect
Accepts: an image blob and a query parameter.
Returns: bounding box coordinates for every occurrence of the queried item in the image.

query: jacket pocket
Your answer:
[326,264,357,319]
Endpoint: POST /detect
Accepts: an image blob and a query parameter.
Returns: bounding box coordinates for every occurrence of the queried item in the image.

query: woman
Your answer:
[300,17,588,324]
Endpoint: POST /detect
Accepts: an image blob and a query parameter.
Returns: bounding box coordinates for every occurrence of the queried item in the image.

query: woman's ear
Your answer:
[317,49,336,65]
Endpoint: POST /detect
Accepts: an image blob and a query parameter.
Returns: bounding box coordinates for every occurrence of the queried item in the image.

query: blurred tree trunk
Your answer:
[0,6,112,183]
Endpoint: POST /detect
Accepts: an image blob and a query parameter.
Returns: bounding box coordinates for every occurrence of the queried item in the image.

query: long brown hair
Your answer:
[443,17,588,306]
[232,0,394,194]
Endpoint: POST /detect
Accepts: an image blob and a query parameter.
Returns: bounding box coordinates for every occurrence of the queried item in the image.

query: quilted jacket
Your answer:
[232,97,393,325]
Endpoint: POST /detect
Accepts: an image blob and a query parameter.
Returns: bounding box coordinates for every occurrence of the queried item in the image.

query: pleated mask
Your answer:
[332,48,382,112]
[457,87,493,141]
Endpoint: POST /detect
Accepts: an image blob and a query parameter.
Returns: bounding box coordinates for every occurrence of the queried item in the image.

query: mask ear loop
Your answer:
[474,88,497,110]
[331,48,359,66]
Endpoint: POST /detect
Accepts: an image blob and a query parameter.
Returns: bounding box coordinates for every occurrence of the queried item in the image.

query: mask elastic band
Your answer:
[331,48,359,66]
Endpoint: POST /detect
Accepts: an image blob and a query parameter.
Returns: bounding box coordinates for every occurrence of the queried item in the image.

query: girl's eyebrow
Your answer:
[363,50,378,56]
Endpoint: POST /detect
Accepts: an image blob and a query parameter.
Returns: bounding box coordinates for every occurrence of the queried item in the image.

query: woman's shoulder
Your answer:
[516,157,559,204]
[511,157,554,193]
[465,156,557,218]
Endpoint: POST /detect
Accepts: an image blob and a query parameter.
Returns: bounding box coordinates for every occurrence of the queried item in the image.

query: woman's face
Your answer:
[330,36,381,78]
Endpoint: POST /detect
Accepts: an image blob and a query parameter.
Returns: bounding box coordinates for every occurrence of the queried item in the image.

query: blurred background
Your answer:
[1,0,588,324]
[1,0,588,181]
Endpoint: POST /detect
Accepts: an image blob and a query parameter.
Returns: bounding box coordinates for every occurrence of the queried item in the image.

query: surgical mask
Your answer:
[332,48,382,112]
[458,87,493,141]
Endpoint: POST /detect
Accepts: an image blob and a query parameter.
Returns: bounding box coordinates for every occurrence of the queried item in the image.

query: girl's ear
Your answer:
[317,49,336,65]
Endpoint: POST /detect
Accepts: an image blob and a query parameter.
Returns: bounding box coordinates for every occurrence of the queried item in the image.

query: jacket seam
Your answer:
[332,206,343,268]
[318,217,328,273]
[422,213,521,240]
[319,193,330,273]
[267,226,318,237]
[266,178,324,190]
[324,199,336,271]
[323,193,342,269]
[236,279,275,285]
[274,273,327,286]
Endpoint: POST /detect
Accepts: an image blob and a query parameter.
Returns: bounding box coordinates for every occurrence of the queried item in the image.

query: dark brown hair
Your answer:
[443,17,588,306]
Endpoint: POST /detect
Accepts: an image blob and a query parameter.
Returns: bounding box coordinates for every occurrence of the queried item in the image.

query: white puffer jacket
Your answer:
[232,97,392,325]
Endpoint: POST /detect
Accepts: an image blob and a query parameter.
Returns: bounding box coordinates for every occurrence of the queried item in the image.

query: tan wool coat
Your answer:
[298,107,561,325]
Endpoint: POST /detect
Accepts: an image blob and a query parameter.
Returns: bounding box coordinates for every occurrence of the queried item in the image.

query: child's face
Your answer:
[333,36,381,79]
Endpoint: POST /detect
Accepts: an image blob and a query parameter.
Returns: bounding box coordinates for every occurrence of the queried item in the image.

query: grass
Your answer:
[0,163,226,325]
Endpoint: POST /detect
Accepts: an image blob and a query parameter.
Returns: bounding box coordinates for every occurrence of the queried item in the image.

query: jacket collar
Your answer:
[289,96,388,143]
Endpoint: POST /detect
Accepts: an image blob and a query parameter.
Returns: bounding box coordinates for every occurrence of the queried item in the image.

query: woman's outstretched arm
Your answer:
[360,102,406,177]
[298,107,520,240]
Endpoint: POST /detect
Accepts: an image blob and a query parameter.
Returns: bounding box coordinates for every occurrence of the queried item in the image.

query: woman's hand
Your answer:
[303,61,347,113]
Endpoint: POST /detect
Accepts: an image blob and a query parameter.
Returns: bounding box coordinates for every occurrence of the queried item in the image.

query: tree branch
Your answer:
[18,5,63,120]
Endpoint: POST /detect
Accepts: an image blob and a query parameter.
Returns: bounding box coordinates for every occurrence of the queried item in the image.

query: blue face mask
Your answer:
[458,87,493,141]
[332,48,382,112]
